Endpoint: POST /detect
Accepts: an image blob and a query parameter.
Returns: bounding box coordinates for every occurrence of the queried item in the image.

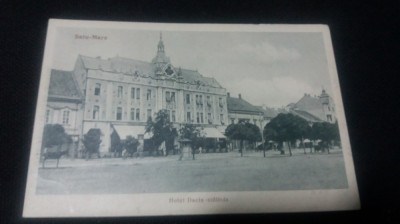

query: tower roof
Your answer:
[152,32,170,65]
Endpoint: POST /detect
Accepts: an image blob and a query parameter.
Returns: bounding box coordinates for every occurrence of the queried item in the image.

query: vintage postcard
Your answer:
[23,19,360,217]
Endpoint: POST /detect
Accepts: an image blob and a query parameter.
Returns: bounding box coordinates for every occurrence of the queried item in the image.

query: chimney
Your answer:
[227,92,230,98]
[238,93,242,99]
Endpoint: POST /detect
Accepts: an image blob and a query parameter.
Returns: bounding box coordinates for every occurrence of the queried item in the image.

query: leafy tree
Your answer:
[311,121,340,154]
[245,122,262,146]
[41,124,72,167]
[82,128,102,160]
[225,121,261,157]
[42,124,69,149]
[264,113,310,156]
[145,110,177,156]
[123,135,139,158]
[179,123,204,159]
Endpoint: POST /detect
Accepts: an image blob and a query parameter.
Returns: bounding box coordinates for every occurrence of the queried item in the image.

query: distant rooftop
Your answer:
[227,94,263,115]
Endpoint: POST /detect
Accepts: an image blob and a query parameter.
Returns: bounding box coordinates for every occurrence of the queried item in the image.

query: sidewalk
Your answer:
[42,148,343,168]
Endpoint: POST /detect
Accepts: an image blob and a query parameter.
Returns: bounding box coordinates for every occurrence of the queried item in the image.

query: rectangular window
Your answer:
[231,118,235,124]
[131,87,135,99]
[199,95,203,105]
[172,110,176,122]
[118,86,123,98]
[187,112,191,122]
[219,97,223,107]
[166,91,171,102]
[136,108,140,120]
[147,89,152,100]
[136,88,140,99]
[147,109,152,120]
[45,109,50,123]
[94,83,101,96]
[171,92,175,103]
[93,106,99,120]
[130,108,135,120]
[196,112,200,123]
[195,95,199,105]
[200,113,204,123]
[116,107,122,120]
[220,114,224,124]
[62,110,69,124]
[186,94,190,104]
[208,113,212,124]
[166,110,171,121]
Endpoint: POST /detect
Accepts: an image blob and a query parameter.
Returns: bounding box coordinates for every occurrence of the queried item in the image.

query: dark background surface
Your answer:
[1,0,399,223]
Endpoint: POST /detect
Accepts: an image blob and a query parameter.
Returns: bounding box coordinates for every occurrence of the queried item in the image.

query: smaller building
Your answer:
[45,69,84,157]
[227,93,265,130]
[286,89,336,124]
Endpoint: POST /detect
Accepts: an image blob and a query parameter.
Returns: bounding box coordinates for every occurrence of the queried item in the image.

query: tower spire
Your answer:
[157,32,165,53]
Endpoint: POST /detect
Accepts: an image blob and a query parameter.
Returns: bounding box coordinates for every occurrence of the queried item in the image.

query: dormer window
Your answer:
[165,65,174,76]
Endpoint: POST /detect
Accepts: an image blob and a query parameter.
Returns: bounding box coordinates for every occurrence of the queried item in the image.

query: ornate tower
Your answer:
[152,33,174,76]
[319,89,336,123]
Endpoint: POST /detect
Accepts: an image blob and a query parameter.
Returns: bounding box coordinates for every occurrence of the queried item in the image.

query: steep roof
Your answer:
[292,94,323,111]
[48,69,83,101]
[227,97,262,115]
[290,109,323,123]
[77,55,222,88]
[291,94,326,121]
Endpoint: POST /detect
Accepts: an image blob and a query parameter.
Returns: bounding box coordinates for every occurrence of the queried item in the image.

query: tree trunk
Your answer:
[302,137,306,154]
[240,140,243,157]
[288,141,292,156]
[263,142,266,158]
[311,140,315,154]
[327,142,330,154]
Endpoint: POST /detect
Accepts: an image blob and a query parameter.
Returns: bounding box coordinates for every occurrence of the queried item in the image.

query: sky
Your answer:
[51,27,333,108]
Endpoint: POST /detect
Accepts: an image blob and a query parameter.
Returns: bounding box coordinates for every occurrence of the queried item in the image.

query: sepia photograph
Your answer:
[23,19,359,217]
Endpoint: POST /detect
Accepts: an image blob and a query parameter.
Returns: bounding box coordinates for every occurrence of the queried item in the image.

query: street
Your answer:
[36,148,348,194]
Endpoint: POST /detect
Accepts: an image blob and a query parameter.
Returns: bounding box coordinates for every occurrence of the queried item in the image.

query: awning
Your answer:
[113,125,152,140]
[201,127,226,139]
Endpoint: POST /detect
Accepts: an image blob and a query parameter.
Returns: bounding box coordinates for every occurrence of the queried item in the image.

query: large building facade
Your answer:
[70,35,229,154]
